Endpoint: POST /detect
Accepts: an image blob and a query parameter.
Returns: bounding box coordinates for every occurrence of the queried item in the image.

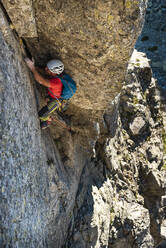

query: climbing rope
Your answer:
[50,115,71,131]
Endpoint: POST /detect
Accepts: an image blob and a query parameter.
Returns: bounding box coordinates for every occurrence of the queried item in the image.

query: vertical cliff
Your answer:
[0,7,49,246]
[64,50,166,248]
[136,0,166,90]
[1,1,166,248]
[2,0,147,112]
[0,6,89,247]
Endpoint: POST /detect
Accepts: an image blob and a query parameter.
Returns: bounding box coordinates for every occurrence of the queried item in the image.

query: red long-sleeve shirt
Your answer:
[48,77,63,99]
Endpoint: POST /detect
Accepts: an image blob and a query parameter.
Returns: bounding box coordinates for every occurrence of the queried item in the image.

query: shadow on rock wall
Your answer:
[136,0,166,92]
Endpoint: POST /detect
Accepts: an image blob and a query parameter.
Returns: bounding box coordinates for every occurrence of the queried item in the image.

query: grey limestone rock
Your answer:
[129,116,146,136]
[136,0,166,89]
[66,50,166,248]
[0,1,166,248]
[160,220,166,239]
[0,6,88,248]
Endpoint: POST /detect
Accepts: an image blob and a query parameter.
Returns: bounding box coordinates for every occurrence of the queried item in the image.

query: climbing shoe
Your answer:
[40,119,52,129]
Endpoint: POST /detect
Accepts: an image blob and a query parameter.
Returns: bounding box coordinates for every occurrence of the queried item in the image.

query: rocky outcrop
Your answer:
[65,50,166,248]
[2,0,147,112]
[1,1,166,248]
[0,7,89,247]
[1,0,37,37]
[136,0,166,90]
[0,7,49,246]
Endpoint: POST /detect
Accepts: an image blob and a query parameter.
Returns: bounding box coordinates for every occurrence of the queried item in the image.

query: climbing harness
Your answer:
[48,88,63,110]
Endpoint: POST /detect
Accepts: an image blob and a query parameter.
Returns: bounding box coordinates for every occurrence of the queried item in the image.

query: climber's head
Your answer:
[45,59,64,75]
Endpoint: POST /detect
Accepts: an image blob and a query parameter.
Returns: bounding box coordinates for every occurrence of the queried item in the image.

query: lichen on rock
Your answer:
[1,1,166,248]
[65,50,166,248]
[1,0,37,37]
[2,0,148,112]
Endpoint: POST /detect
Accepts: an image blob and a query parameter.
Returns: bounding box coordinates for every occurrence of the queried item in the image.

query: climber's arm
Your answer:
[32,68,50,87]
[25,58,50,87]
[36,67,47,75]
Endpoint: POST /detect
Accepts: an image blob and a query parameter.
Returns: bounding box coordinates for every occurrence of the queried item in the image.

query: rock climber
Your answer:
[25,58,64,129]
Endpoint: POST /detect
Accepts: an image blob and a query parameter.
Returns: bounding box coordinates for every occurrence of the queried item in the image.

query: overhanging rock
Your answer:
[1,0,37,37]
[2,0,148,112]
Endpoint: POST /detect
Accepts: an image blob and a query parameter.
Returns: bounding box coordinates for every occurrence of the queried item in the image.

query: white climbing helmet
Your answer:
[47,59,64,74]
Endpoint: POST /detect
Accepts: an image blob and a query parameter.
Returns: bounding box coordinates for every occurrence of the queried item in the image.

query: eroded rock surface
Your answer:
[136,0,166,89]
[0,7,91,247]
[1,0,37,37]
[0,7,49,246]
[1,1,166,248]
[2,0,147,112]
[65,50,166,248]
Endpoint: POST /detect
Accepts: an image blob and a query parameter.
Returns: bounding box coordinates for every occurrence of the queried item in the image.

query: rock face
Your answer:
[136,0,166,89]
[1,0,37,37]
[65,50,166,248]
[1,1,166,248]
[0,7,89,247]
[2,0,147,112]
[0,8,48,246]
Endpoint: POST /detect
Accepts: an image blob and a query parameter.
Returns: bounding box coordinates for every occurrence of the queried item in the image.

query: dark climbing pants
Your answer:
[38,98,62,122]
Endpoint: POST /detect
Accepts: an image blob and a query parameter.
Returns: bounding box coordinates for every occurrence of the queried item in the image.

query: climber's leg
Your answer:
[38,98,62,129]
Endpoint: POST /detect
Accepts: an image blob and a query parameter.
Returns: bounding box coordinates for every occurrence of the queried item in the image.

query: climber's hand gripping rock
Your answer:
[25,58,35,72]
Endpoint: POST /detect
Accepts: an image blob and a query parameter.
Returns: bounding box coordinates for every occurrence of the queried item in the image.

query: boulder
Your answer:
[129,116,146,135]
